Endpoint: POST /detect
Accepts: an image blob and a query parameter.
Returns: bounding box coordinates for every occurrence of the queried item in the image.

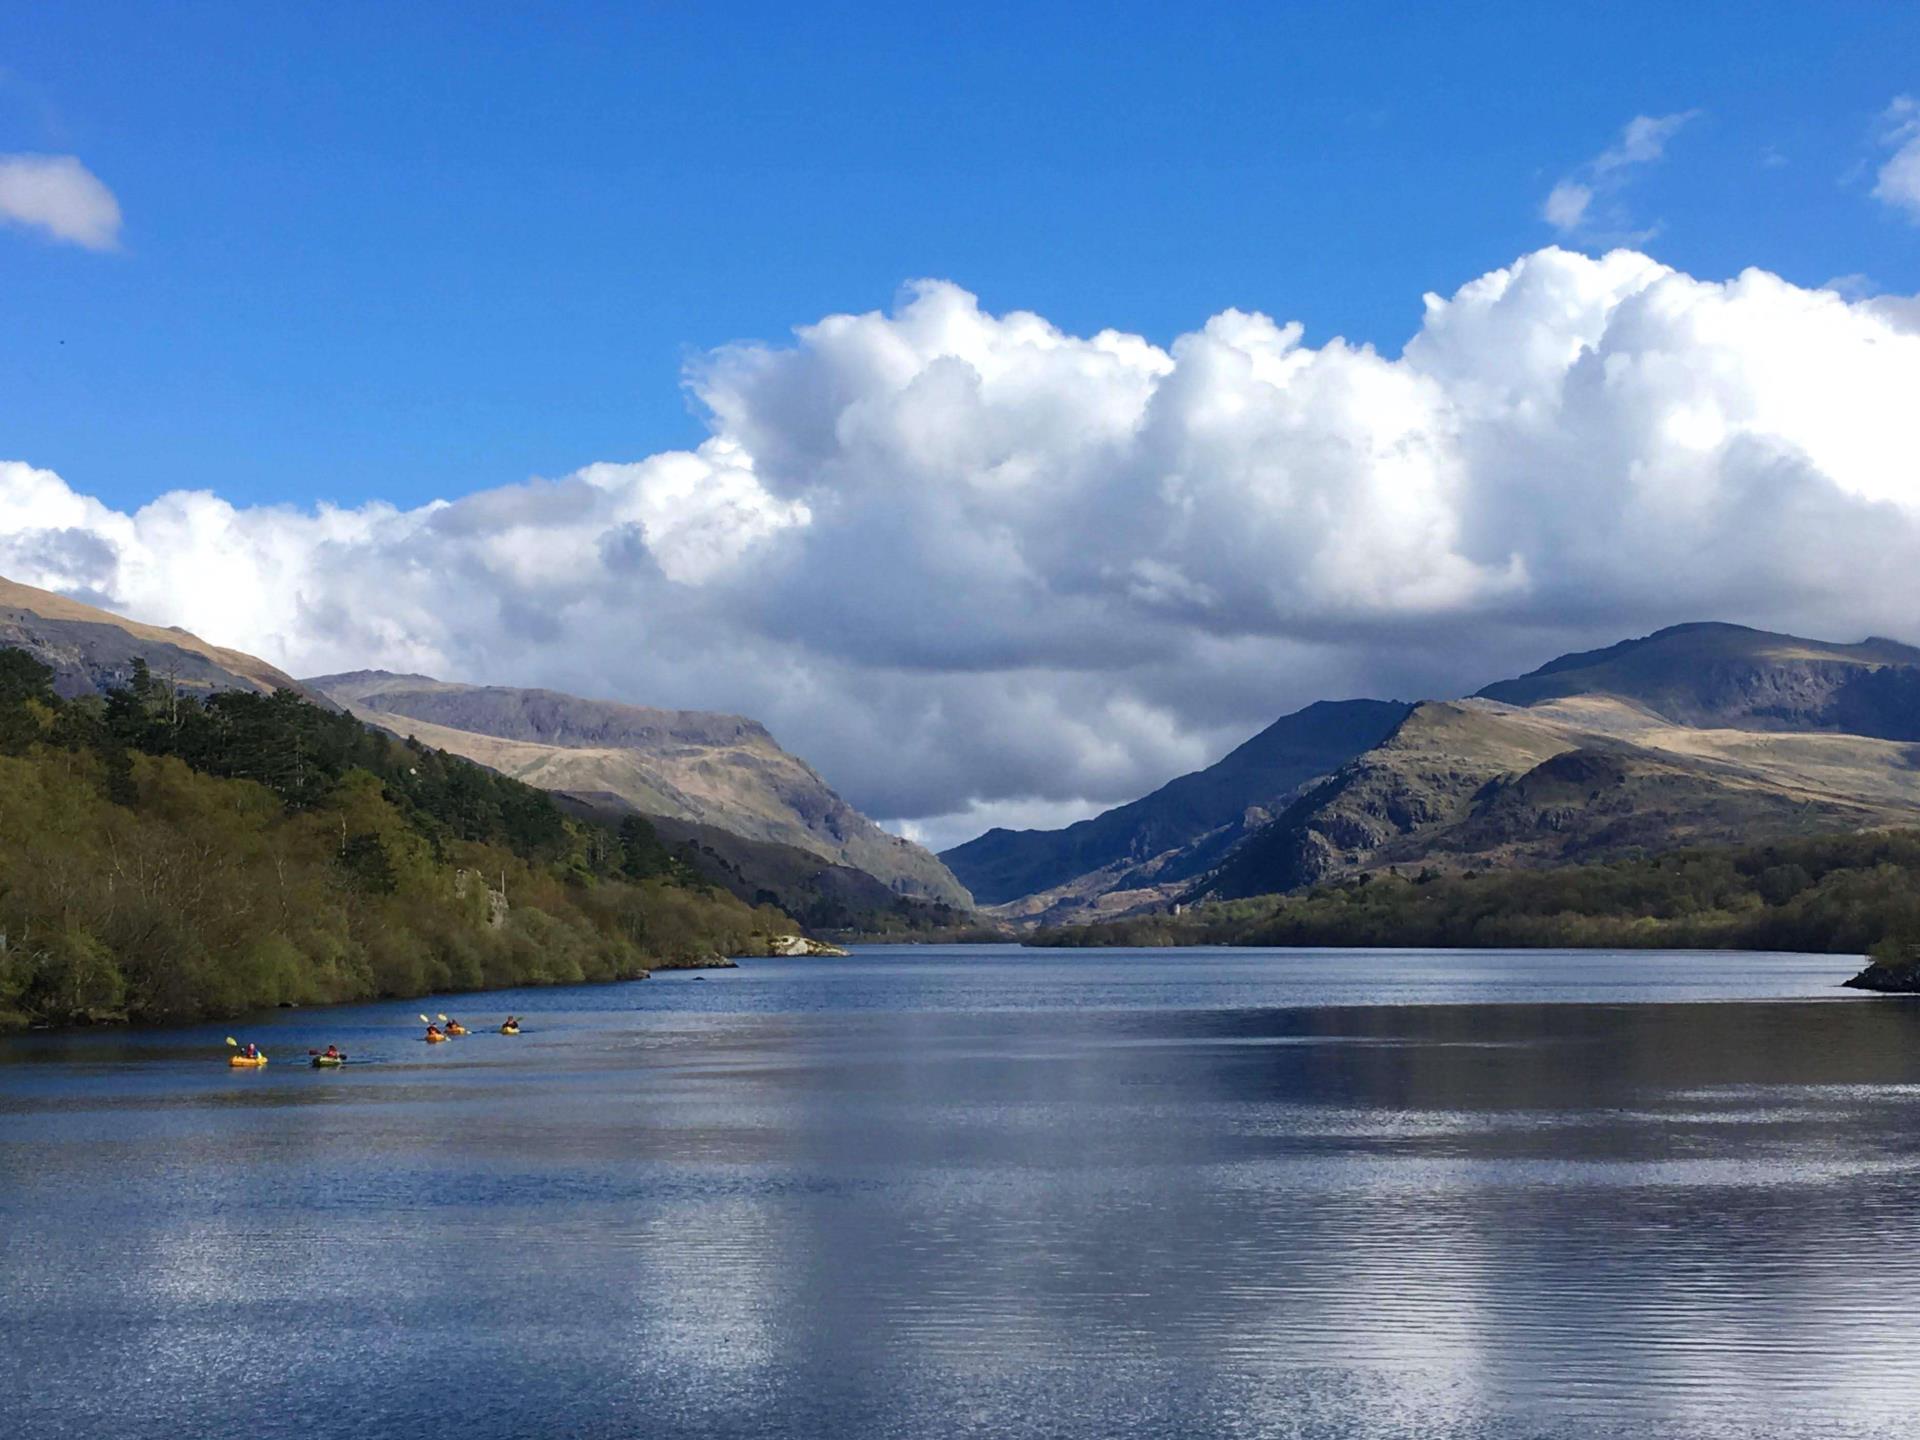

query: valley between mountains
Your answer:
[9,570,1920,956]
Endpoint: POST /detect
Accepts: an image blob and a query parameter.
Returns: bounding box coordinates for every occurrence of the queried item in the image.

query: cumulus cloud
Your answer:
[0,154,121,250]
[1874,96,1920,222]
[1542,112,1697,239]
[6,248,1920,849]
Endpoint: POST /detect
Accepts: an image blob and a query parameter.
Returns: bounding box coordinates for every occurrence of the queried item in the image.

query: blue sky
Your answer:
[4,1,1916,514]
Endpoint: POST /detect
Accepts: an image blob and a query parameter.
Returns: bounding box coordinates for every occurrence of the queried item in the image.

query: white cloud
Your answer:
[1594,112,1695,173]
[6,248,1920,844]
[1541,182,1591,231]
[0,154,121,250]
[1873,96,1920,223]
[1542,111,1697,238]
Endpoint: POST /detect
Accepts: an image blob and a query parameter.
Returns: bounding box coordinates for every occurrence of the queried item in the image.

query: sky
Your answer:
[3,2,1920,852]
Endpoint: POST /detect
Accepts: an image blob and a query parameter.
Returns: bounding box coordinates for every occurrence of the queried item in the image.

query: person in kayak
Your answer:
[241,1042,260,1060]
[321,1044,341,1061]
[424,1023,444,1041]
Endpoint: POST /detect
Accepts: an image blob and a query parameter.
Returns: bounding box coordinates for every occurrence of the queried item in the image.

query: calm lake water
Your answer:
[5,945,1920,1439]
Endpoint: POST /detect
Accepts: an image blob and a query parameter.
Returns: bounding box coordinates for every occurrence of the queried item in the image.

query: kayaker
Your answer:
[425,1023,444,1041]
[242,1042,259,1059]
[322,1044,341,1061]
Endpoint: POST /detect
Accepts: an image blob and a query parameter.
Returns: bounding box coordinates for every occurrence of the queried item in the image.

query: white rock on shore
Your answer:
[766,934,851,958]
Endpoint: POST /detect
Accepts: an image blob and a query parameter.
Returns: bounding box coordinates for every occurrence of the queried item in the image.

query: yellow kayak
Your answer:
[425,1032,449,1044]
[499,1024,520,1035]
[228,1054,268,1068]
[445,1023,468,1036]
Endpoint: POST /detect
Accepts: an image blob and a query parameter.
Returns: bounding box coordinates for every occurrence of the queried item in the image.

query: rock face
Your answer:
[0,574,319,702]
[307,670,973,908]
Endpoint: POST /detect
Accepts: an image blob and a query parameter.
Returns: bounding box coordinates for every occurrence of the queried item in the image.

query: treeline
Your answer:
[0,651,790,1028]
[1031,829,1920,963]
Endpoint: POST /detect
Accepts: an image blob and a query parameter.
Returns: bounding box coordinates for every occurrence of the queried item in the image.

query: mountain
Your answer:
[964,621,1920,921]
[1477,622,1920,735]
[305,670,973,908]
[0,574,316,701]
[941,700,1410,917]
[1203,624,1920,901]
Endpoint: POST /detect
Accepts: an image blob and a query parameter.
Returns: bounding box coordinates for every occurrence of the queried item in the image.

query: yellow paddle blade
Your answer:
[437,1013,448,1023]
[225,1037,238,1047]
[419,1014,431,1023]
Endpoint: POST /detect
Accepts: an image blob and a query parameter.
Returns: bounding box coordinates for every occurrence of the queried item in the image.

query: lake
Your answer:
[4,945,1920,1439]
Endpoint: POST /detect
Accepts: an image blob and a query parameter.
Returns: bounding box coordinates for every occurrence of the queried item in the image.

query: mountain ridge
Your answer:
[0,574,320,703]
[308,669,973,908]
[955,621,1920,921]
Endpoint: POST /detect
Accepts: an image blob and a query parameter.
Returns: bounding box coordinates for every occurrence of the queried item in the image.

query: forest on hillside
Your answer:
[0,650,790,1028]
[1031,830,1920,967]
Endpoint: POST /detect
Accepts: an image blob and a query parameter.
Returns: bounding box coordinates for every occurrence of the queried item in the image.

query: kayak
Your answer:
[228,1054,268,1068]
[425,1032,449,1043]
[499,1024,520,1035]
[311,1055,343,1068]
[445,1024,468,1036]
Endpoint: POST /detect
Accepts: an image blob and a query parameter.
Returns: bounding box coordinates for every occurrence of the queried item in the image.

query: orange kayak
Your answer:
[425,1032,448,1044]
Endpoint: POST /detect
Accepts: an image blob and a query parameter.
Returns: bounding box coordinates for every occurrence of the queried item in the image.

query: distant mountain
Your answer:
[1477,622,1920,735]
[963,621,1920,921]
[942,700,1410,916]
[0,574,317,702]
[1203,624,1920,901]
[306,670,973,908]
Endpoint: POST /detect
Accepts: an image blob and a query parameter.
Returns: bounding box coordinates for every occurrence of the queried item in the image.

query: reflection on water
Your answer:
[4,947,1920,1438]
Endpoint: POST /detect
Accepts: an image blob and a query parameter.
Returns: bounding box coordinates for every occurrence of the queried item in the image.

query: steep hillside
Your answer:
[941,699,1410,909]
[307,671,972,908]
[555,793,983,936]
[0,648,790,1029]
[0,574,317,701]
[965,621,1920,916]
[1203,689,1920,901]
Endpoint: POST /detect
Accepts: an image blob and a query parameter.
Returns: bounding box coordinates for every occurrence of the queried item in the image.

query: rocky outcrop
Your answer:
[764,934,851,958]
[1843,947,1920,992]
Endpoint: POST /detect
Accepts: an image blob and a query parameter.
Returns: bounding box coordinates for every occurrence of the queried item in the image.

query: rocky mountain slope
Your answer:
[942,699,1411,917]
[0,574,316,701]
[960,623,1920,922]
[307,670,972,907]
[1476,622,1920,735]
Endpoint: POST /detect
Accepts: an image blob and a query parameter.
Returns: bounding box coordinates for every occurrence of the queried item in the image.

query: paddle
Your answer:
[225,1037,238,1047]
